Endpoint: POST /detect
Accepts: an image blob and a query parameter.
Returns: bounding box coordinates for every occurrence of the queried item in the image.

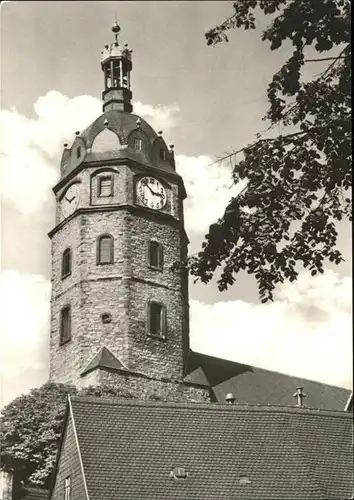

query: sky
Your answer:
[0,1,352,408]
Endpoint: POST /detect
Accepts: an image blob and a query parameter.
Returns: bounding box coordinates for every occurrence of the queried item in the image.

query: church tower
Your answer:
[48,23,209,402]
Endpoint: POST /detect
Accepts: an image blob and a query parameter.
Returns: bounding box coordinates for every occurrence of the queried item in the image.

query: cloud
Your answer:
[0,92,181,216]
[176,154,247,233]
[0,270,51,378]
[1,91,232,232]
[0,91,102,215]
[133,101,180,132]
[190,269,352,389]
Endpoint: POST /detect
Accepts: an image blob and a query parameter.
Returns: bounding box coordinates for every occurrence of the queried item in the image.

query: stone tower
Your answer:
[48,23,209,402]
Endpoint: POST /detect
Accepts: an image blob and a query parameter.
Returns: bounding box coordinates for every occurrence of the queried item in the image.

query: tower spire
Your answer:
[100,21,133,113]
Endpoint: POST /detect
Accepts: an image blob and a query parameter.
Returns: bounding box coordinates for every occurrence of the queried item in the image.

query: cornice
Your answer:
[48,203,186,239]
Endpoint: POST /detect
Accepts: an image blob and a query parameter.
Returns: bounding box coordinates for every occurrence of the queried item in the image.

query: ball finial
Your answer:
[112,21,120,34]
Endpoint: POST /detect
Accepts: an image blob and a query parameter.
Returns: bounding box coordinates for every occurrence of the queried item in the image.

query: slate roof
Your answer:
[185,351,352,410]
[81,345,128,376]
[67,397,353,500]
[58,109,182,184]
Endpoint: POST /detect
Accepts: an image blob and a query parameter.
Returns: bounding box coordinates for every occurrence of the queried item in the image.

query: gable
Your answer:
[50,412,87,500]
[92,128,121,152]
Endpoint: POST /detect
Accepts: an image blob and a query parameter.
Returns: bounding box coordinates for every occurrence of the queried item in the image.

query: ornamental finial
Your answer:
[112,20,120,45]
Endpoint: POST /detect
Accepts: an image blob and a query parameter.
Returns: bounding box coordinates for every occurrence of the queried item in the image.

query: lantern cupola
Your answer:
[101,21,133,113]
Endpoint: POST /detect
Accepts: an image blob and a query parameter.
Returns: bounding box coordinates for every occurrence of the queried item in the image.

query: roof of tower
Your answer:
[100,21,132,63]
[59,109,179,185]
[82,109,160,149]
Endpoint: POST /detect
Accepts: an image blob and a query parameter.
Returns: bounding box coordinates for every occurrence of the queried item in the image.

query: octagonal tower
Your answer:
[48,23,209,403]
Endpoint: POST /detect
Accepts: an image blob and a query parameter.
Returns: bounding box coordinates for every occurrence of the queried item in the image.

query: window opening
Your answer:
[149,241,163,269]
[134,138,143,152]
[64,476,71,500]
[101,313,112,324]
[61,248,72,279]
[97,235,114,264]
[149,302,166,338]
[60,306,71,345]
[98,176,113,197]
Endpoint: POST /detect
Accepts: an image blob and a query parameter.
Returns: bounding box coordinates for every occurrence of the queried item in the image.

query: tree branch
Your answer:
[305,56,346,62]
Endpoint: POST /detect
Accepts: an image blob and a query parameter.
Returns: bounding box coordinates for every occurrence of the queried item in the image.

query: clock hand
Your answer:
[145,184,155,195]
[144,184,163,197]
[150,189,164,197]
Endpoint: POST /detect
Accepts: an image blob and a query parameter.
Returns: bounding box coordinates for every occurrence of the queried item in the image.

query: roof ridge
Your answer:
[70,396,352,417]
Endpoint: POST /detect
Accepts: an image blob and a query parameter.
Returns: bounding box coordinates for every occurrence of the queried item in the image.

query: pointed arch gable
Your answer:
[92,128,122,153]
[151,136,170,164]
[127,128,152,160]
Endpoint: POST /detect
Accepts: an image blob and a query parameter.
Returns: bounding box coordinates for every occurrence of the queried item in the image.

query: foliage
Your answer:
[0,382,141,490]
[189,0,351,302]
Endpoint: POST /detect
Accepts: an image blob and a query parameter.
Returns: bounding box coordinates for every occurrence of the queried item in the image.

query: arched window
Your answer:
[61,248,72,279]
[148,241,163,270]
[60,305,71,345]
[159,148,166,160]
[147,301,166,339]
[97,234,114,265]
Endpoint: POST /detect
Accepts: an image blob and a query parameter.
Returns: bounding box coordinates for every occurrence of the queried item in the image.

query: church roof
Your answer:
[53,397,353,500]
[184,351,351,410]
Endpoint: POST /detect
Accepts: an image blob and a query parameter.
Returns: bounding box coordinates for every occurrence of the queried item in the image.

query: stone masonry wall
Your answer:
[79,369,211,403]
[50,208,187,386]
[50,161,190,397]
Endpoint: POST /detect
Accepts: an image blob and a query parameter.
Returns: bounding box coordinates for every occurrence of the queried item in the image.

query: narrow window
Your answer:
[76,146,81,158]
[61,248,72,279]
[134,138,143,152]
[60,306,71,345]
[148,301,166,338]
[64,476,71,500]
[159,148,166,160]
[98,175,113,197]
[148,241,163,270]
[97,235,114,264]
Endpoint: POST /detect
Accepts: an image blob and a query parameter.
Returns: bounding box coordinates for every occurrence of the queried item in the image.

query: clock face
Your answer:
[61,183,80,219]
[136,177,167,210]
